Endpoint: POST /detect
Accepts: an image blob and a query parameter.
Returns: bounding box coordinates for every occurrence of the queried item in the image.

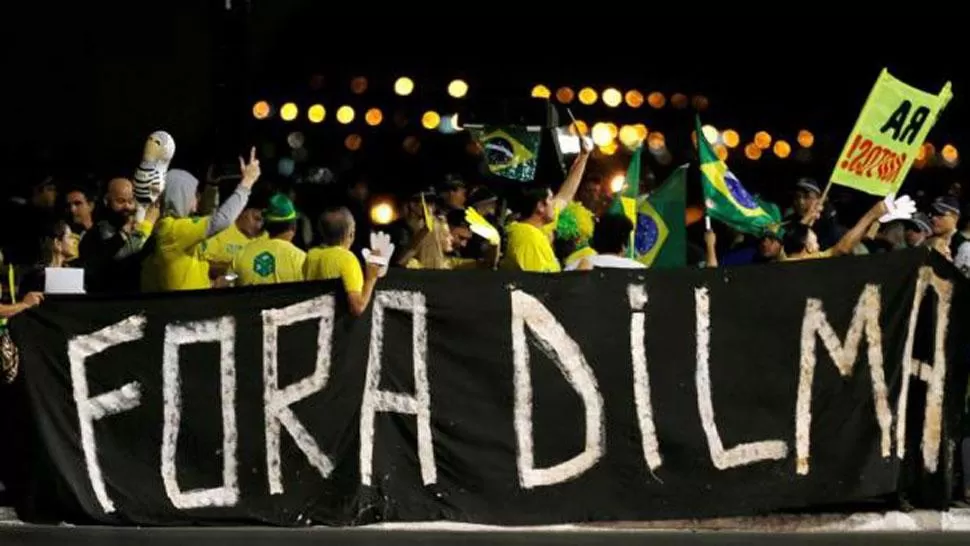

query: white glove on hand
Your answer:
[361,231,394,278]
[879,193,916,223]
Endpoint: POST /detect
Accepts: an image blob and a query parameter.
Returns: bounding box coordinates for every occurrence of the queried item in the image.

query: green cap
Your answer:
[263,193,297,223]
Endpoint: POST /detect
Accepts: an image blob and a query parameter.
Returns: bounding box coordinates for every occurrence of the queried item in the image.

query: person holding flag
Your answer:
[782,193,916,261]
[604,145,687,269]
[501,129,591,273]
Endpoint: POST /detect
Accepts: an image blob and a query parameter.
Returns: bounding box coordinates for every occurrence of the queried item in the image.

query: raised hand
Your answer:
[879,193,916,223]
[239,147,261,188]
[361,231,395,278]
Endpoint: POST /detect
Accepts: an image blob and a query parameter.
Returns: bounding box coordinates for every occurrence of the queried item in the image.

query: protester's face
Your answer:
[536,189,556,223]
[451,225,473,249]
[905,229,926,248]
[106,181,137,219]
[436,218,454,253]
[804,229,820,254]
[238,209,264,238]
[794,190,820,217]
[758,237,782,259]
[443,188,466,210]
[578,178,604,209]
[34,183,58,209]
[55,226,78,260]
[66,191,93,226]
[406,199,424,220]
[931,211,957,235]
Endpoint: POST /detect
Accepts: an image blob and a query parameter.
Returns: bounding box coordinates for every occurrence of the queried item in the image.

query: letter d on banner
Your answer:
[511,290,604,488]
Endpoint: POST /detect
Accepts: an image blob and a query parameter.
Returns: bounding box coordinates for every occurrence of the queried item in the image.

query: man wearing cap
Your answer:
[785,178,845,249]
[231,194,306,286]
[903,212,933,249]
[929,196,970,277]
[438,174,467,213]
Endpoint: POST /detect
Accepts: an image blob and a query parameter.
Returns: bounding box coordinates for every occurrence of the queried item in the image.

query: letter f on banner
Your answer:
[511,290,605,488]
[69,314,147,514]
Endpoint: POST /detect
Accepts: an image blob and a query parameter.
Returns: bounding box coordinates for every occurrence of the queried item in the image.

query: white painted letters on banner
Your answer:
[511,289,605,488]
[69,314,147,514]
[896,266,953,473]
[161,317,239,509]
[628,284,662,472]
[795,284,891,475]
[694,287,788,470]
[262,295,336,495]
[360,291,436,486]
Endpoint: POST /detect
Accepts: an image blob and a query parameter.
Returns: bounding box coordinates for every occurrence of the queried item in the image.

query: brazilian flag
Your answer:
[467,125,542,182]
[696,115,778,235]
[607,145,644,257]
[636,165,687,268]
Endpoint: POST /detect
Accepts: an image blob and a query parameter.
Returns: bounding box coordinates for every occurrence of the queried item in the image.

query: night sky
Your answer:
[3,3,965,203]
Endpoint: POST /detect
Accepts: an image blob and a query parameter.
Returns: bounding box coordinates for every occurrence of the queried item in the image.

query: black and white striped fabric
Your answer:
[133,131,175,205]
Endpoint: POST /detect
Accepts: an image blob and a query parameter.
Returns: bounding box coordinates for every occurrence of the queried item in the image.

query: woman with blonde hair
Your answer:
[399,215,454,270]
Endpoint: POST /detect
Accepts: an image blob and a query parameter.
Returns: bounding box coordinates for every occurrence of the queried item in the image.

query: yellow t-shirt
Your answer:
[565,246,596,268]
[146,216,212,291]
[502,221,561,273]
[304,246,364,293]
[231,238,306,286]
[782,248,834,262]
[204,223,266,267]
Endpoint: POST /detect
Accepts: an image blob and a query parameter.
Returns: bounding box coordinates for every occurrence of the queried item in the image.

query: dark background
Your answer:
[2,4,966,204]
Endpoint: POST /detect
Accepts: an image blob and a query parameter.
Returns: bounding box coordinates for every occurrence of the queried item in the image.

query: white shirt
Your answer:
[954,239,970,278]
[565,254,646,271]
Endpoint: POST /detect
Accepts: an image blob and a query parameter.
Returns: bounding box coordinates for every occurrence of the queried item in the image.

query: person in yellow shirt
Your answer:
[143,148,261,291]
[304,206,380,316]
[231,194,305,286]
[204,201,267,281]
[782,197,896,262]
[502,137,591,272]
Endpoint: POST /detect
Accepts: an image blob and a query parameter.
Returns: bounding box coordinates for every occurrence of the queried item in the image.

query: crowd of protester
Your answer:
[0,130,968,511]
[0,139,967,318]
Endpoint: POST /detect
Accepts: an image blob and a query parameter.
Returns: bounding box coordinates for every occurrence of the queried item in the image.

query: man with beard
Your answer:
[79,178,159,294]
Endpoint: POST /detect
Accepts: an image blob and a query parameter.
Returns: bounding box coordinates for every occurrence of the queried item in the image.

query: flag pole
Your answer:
[812,179,835,226]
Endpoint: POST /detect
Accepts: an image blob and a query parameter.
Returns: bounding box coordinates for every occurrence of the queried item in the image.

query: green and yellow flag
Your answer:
[466,125,542,182]
[607,145,643,257]
[635,165,687,268]
[830,69,952,196]
[696,116,778,235]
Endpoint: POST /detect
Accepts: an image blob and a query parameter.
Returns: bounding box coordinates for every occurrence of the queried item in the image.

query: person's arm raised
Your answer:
[553,135,592,208]
[830,200,888,257]
[206,147,260,238]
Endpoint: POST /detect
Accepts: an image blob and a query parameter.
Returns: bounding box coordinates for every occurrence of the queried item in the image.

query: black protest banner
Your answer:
[12,250,970,526]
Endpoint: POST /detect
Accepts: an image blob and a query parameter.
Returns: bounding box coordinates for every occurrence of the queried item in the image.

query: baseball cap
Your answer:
[931,196,961,216]
[795,177,822,195]
[263,193,298,223]
[903,212,933,234]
